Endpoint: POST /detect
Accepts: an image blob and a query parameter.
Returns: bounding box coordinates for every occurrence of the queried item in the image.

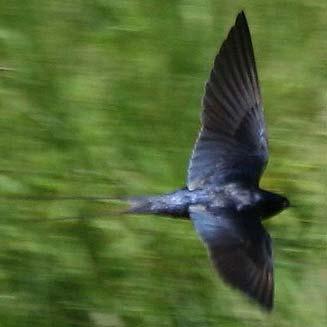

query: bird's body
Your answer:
[128,11,289,311]
[129,184,287,221]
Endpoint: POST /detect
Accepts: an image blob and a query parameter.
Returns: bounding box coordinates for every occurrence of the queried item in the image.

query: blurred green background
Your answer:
[0,0,326,326]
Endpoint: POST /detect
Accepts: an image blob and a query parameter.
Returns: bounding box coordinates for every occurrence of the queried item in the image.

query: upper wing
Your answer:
[188,11,268,190]
[190,205,274,310]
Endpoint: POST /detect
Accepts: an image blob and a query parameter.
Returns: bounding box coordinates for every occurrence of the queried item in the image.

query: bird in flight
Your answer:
[129,11,290,311]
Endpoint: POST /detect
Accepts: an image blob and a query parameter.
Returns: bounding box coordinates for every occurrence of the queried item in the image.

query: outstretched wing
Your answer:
[188,11,268,190]
[190,205,274,310]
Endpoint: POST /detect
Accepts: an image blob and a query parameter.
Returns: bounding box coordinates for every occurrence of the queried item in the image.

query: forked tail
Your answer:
[127,189,191,218]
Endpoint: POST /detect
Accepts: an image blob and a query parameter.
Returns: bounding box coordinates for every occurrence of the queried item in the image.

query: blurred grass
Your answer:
[0,0,326,326]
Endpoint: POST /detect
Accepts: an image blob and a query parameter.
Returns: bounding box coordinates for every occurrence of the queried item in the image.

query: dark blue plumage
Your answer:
[128,11,289,311]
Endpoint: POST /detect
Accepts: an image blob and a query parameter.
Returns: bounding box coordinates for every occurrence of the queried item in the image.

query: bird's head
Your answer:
[258,191,290,220]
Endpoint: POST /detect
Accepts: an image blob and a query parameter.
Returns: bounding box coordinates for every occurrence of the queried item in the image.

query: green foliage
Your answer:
[0,0,326,326]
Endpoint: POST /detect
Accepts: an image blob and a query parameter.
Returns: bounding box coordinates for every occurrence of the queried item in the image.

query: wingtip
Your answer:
[239,10,246,17]
[235,10,248,26]
[243,280,274,312]
[261,300,274,312]
[245,286,274,312]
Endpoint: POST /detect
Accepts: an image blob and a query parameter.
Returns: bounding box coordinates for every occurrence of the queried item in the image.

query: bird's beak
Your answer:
[283,199,290,209]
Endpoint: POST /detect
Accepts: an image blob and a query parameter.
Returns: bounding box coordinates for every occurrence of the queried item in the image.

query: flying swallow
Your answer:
[128,11,290,311]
